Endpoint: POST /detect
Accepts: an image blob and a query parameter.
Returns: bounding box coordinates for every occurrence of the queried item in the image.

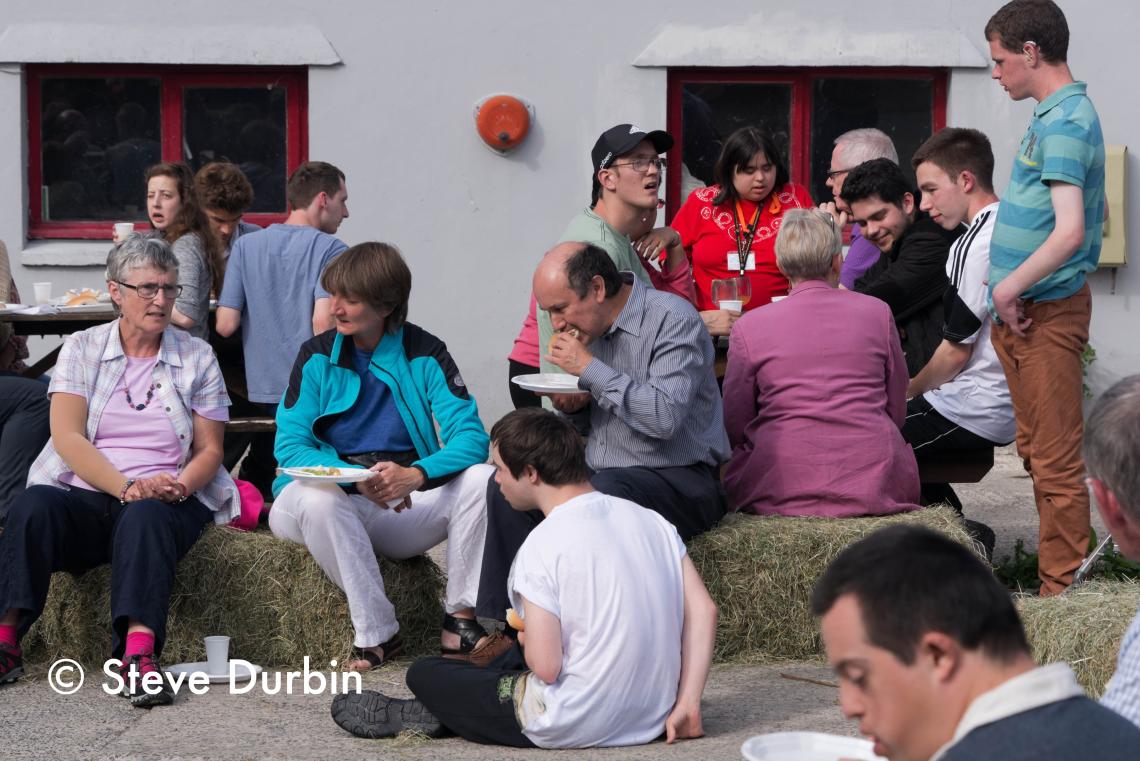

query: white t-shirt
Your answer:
[507,491,687,749]
[925,202,1016,444]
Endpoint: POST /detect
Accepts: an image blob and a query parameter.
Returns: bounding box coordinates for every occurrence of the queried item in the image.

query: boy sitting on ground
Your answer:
[330,407,718,748]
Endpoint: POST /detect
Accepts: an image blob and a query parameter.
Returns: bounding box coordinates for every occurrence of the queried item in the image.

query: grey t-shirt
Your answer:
[170,231,211,339]
[218,224,347,403]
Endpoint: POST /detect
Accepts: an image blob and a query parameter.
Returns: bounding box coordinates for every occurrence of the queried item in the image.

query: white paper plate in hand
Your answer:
[281,466,374,483]
[510,373,588,394]
[742,732,885,761]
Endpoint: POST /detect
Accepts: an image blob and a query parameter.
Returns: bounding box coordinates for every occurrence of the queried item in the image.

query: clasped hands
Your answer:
[361,461,424,511]
[124,472,186,503]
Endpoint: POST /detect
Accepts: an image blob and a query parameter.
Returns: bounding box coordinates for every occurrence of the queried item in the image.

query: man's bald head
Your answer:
[534,242,622,300]
[533,242,582,296]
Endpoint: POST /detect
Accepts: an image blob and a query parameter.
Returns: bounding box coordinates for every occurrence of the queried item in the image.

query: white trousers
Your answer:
[269,463,492,648]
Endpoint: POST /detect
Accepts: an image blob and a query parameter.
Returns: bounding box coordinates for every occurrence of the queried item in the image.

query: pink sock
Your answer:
[0,623,18,651]
[124,631,157,675]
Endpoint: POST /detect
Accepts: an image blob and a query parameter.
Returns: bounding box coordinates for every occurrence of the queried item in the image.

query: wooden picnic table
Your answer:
[0,305,119,378]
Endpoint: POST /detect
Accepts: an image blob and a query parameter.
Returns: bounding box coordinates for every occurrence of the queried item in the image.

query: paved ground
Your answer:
[0,445,1105,760]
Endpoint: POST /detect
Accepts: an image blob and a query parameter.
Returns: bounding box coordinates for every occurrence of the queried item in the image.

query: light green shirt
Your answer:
[538,208,652,374]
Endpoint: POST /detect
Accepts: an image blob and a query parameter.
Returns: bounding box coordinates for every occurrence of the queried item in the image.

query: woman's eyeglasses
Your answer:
[116,281,183,300]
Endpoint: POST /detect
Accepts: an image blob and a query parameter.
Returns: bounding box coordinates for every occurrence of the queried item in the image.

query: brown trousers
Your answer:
[991,284,1091,596]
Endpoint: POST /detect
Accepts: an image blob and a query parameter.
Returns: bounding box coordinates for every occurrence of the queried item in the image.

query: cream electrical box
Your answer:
[1099,144,1127,267]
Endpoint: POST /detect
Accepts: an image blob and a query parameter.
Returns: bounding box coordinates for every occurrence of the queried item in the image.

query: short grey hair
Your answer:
[775,209,842,281]
[835,128,899,166]
[106,233,179,284]
[1084,375,1140,522]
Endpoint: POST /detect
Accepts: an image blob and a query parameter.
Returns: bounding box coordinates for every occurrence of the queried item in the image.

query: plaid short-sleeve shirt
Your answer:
[27,320,239,523]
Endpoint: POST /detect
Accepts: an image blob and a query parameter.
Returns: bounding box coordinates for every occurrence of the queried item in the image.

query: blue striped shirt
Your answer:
[577,274,729,470]
[989,81,1105,311]
[1103,606,1140,730]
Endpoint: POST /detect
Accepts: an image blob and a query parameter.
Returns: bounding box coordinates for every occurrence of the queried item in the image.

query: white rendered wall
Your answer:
[0,0,1134,425]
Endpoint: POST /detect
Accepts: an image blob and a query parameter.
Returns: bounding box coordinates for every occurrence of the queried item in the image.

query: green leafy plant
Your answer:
[1082,342,1097,399]
[994,529,1140,591]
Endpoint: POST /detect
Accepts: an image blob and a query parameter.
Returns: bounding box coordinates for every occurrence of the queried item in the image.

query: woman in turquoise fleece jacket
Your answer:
[269,243,510,671]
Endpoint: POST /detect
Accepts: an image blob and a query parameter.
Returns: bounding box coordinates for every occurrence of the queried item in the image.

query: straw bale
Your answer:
[688,505,979,662]
[22,525,444,668]
[1017,580,1140,697]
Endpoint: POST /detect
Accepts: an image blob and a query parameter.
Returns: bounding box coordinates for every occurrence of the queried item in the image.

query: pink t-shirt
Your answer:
[61,355,227,491]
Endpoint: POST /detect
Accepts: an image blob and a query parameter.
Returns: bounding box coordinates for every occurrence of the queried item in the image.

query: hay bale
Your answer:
[688,505,978,662]
[22,525,444,668]
[1017,580,1140,697]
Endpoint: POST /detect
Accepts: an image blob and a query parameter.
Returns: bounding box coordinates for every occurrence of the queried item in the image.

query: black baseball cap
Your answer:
[590,124,673,204]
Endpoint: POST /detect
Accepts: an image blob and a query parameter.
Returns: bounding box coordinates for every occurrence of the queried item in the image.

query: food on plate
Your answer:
[547,327,581,353]
[298,466,342,476]
[64,288,101,307]
[505,607,525,632]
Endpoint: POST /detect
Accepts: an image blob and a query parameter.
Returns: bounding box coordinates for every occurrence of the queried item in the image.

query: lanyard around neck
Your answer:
[733,201,762,276]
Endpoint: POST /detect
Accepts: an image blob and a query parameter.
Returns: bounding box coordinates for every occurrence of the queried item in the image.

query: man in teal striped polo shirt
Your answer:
[985,0,1105,596]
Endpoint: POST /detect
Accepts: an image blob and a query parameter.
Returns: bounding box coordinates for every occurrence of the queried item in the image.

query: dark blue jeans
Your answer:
[0,376,50,526]
[0,484,211,656]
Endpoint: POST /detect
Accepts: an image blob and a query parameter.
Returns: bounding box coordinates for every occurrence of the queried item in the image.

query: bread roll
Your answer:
[505,607,525,632]
[65,288,100,307]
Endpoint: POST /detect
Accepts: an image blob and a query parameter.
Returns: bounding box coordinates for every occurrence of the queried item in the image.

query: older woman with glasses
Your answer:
[0,234,237,705]
[721,209,920,517]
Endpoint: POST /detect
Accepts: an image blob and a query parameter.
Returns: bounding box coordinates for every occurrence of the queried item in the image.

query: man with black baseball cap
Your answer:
[507,124,697,406]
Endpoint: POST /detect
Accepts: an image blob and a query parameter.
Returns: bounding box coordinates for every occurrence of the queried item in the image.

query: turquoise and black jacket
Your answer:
[272,324,489,497]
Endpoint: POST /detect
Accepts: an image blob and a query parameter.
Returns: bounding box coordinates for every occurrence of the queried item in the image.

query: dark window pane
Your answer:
[810,78,934,204]
[183,87,288,213]
[39,77,160,221]
[680,83,792,194]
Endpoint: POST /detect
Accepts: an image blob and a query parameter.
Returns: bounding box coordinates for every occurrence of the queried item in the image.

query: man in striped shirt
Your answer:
[902,128,1013,534]
[985,0,1105,595]
[1085,376,1140,730]
[476,242,729,625]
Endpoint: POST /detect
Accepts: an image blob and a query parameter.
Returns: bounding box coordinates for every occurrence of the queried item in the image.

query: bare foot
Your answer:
[344,644,388,672]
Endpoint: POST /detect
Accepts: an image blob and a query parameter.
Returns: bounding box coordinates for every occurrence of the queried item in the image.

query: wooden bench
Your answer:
[916,447,995,485]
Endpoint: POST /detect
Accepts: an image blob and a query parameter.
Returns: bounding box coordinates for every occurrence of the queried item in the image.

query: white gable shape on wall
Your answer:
[634,15,989,68]
[0,22,341,65]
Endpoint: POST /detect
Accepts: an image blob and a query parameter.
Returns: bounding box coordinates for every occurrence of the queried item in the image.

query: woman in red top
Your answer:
[671,127,813,313]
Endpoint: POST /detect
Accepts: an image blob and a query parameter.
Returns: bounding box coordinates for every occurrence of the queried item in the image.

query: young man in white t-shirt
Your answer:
[903,128,1014,531]
[331,407,718,748]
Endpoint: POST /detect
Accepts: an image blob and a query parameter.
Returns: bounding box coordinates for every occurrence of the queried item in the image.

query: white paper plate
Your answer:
[741,732,884,761]
[282,466,374,483]
[510,373,588,394]
[166,660,262,684]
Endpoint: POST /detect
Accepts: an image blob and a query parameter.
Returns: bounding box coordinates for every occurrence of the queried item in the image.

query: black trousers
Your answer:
[507,360,542,410]
[0,485,212,656]
[0,376,50,526]
[475,462,725,619]
[902,396,999,511]
[221,398,278,501]
[406,644,536,747]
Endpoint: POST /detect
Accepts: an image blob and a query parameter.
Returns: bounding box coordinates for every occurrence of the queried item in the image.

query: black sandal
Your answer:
[348,633,404,672]
[440,614,512,666]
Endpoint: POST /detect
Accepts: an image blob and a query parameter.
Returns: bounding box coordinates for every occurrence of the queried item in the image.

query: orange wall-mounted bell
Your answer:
[474,95,534,154]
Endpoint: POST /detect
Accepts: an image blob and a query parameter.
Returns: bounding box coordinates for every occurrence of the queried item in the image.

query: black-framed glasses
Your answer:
[610,157,666,174]
[116,281,183,300]
[826,167,854,180]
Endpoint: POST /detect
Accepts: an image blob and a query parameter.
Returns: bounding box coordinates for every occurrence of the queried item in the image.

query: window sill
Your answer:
[21,240,110,268]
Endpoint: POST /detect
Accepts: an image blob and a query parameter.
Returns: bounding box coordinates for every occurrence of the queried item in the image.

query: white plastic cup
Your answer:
[204,635,231,675]
[718,299,743,312]
[33,282,52,305]
[113,222,135,242]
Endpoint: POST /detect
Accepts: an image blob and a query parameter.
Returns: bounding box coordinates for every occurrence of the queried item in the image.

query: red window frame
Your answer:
[27,64,308,240]
[665,67,947,222]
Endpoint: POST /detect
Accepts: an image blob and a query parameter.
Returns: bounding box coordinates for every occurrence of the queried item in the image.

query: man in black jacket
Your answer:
[841,158,956,376]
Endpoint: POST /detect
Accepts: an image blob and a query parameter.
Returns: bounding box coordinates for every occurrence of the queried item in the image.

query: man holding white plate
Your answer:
[479,242,728,625]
